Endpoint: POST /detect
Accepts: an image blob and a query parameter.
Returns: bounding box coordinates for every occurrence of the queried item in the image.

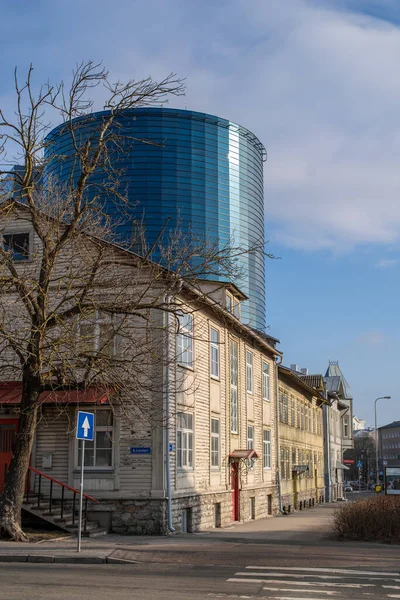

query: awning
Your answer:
[0,382,108,405]
[229,449,259,460]
[336,461,350,470]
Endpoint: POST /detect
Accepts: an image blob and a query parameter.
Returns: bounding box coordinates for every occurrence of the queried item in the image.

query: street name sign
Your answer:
[130,447,151,455]
[76,411,94,441]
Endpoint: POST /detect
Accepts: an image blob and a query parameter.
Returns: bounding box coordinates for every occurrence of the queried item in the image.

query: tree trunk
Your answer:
[0,382,39,541]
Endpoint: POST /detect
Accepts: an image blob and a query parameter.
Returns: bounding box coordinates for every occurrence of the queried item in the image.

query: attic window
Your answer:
[3,232,30,261]
[226,292,240,319]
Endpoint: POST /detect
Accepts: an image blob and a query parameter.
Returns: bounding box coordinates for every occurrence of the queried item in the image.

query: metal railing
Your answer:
[25,466,99,531]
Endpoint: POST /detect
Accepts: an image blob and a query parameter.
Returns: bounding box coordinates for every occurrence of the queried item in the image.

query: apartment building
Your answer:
[0,205,280,534]
[277,367,326,512]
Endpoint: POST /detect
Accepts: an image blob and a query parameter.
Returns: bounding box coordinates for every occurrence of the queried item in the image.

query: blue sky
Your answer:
[1,0,399,425]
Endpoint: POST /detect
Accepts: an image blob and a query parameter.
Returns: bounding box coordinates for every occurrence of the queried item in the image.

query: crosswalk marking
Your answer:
[226,564,400,598]
[246,566,400,577]
[262,588,339,595]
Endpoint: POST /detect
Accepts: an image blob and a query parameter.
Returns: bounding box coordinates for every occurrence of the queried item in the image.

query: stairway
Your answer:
[22,467,108,537]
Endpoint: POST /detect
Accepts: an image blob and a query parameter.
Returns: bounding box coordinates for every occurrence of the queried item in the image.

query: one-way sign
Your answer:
[76,411,94,441]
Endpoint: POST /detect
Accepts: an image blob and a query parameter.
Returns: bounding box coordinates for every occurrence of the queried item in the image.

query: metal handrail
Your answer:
[25,466,99,532]
[27,466,99,503]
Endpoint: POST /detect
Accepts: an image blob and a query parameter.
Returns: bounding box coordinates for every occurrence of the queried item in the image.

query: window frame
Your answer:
[177,412,194,470]
[211,418,220,469]
[2,229,32,262]
[262,360,270,401]
[246,350,254,395]
[78,310,119,357]
[210,326,220,380]
[177,312,194,369]
[263,429,271,469]
[230,339,239,434]
[247,424,255,470]
[76,409,114,470]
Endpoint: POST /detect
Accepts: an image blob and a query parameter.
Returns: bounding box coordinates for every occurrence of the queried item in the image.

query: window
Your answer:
[210,327,220,379]
[283,393,289,424]
[177,312,194,368]
[226,293,233,313]
[77,410,113,468]
[79,310,119,357]
[247,425,254,469]
[286,448,290,480]
[262,361,270,400]
[177,412,193,468]
[2,231,30,261]
[230,340,239,433]
[263,430,271,469]
[292,448,297,468]
[211,418,220,468]
[344,416,349,437]
[291,398,295,427]
[280,448,285,480]
[246,351,253,394]
[279,390,284,422]
[233,298,240,319]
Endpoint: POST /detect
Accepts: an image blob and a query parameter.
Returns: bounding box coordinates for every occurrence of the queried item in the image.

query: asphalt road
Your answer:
[2,560,400,600]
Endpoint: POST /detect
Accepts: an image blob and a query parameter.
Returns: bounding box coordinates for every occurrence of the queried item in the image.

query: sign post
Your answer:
[76,411,94,553]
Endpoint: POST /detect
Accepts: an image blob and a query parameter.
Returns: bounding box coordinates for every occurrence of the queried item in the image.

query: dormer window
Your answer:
[2,231,31,261]
[226,292,240,319]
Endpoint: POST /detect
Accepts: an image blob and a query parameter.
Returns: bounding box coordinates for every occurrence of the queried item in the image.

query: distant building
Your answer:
[378,421,400,468]
[353,416,366,431]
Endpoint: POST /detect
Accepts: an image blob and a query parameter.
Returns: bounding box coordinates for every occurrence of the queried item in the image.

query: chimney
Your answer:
[301,368,308,375]
[290,364,299,372]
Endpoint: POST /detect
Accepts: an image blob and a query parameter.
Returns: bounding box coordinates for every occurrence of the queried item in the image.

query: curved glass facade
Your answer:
[45,108,266,329]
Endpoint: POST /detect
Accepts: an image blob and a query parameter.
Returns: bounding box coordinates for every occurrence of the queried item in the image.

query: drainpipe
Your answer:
[324,398,332,503]
[164,293,175,532]
[275,355,283,513]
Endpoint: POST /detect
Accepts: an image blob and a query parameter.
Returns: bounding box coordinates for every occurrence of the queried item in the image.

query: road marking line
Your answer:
[247,566,400,577]
[257,580,374,588]
[262,587,339,595]
[387,596,400,599]
[227,579,268,584]
[235,573,344,580]
[384,587,400,590]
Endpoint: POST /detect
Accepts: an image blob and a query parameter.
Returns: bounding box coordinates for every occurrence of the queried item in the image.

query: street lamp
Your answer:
[374,396,391,486]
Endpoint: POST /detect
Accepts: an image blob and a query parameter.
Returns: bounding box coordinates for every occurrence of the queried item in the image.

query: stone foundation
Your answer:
[281,487,325,513]
[87,486,279,534]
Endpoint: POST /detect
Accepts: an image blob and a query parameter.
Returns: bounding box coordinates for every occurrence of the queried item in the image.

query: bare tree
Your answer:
[0,63,269,540]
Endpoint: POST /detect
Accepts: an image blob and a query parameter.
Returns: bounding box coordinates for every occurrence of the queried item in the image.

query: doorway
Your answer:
[0,420,18,492]
[231,462,240,521]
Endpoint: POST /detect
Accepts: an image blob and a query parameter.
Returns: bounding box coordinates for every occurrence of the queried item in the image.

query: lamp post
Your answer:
[374,396,391,486]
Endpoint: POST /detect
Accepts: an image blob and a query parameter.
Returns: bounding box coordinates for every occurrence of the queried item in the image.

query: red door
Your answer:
[0,420,18,492]
[231,462,240,521]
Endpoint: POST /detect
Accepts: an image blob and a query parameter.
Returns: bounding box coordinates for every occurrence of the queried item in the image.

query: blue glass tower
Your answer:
[45,108,266,329]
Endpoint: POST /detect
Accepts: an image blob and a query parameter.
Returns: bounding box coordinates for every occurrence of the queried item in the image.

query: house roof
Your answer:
[324,360,352,398]
[0,382,108,405]
[229,449,259,460]
[378,421,400,430]
[279,366,327,402]
[300,374,325,390]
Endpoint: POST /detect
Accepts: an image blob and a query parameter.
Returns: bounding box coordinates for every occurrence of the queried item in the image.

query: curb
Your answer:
[0,554,137,565]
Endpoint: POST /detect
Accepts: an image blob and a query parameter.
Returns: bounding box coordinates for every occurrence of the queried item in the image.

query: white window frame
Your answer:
[246,350,254,394]
[230,340,239,434]
[210,327,220,380]
[177,412,194,469]
[263,429,271,469]
[211,418,220,469]
[76,409,114,470]
[262,360,270,401]
[247,424,255,469]
[177,312,194,369]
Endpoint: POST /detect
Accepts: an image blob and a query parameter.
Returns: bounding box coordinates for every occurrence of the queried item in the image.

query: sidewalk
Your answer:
[0,501,398,566]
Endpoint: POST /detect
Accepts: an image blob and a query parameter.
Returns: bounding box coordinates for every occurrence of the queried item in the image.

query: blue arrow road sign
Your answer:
[356,460,363,468]
[76,411,94,441]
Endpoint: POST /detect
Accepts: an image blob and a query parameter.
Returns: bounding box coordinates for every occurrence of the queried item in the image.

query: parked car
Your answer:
[345,485,353,492]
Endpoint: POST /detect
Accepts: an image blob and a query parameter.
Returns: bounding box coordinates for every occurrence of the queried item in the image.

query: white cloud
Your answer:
[375,258,400,268]
[357,330,385,345]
